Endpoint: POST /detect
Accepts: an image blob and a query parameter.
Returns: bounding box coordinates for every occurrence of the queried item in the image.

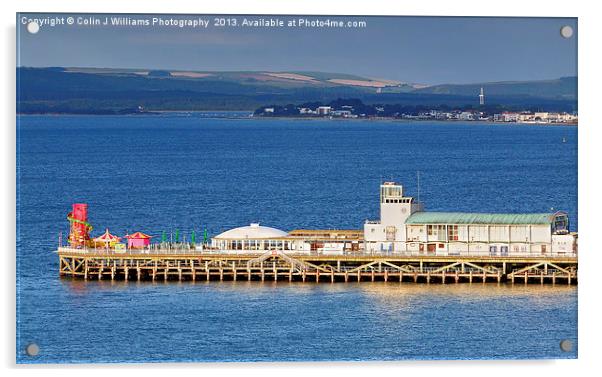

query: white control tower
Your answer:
[364,182,424,252]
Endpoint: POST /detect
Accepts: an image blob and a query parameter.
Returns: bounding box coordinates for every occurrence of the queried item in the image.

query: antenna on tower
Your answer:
[417,171,421,203]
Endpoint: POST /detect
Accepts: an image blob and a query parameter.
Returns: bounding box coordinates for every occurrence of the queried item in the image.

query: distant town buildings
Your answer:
[331,109,354,118]
[413,110,487,121]
[316,106,332,116]
[493,112,519,122]
[255,100,577,125]
[458,111,476,121]
[493,111,578,124]
[299,107,315,115]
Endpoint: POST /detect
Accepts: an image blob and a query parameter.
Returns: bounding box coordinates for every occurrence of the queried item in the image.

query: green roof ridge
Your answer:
[405,212,559,225]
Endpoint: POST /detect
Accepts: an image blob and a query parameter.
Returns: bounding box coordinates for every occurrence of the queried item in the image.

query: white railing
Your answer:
[56,246,577,259]
[361,250,577,258]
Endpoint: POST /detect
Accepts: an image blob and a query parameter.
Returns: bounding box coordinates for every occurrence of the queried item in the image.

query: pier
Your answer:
[57,248,577,285]
[57,182,578,287]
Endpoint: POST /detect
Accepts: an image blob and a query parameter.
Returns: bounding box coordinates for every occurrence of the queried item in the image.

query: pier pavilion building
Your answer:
[209,182,575,256]
[364,182,576,256]
[211,223,363,254]
[211,223,290,252]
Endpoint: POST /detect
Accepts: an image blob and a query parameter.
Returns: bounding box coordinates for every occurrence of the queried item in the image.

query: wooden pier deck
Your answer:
[57,248,577,285]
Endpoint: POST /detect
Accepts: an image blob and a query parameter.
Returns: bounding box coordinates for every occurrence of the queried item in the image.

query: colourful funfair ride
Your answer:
[67,203,93,248]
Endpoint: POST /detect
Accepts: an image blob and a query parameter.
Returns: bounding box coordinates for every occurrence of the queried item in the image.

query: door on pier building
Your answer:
[427,243,436,253]
[500,246,509,256]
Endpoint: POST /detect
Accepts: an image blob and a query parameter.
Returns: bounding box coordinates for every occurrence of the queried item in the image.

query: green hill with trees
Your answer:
[16,67,577,114]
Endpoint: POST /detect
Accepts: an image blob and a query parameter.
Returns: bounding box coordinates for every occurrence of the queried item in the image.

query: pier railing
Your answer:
[56,246,577,259]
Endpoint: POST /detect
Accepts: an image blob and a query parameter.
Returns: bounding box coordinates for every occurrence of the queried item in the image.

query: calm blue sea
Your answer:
[16,115,578,363]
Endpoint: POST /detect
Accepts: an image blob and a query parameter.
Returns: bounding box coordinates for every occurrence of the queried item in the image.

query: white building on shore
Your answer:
[494,111,578,124]
[316,106,332,115]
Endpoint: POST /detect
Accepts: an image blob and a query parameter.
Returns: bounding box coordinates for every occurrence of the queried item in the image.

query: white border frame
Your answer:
[4,0,601,375]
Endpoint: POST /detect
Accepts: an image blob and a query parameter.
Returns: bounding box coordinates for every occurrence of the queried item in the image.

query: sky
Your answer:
[16,14,577,85]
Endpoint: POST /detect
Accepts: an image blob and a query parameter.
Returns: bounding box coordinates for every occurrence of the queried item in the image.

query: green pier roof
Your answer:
[405,212,559,225]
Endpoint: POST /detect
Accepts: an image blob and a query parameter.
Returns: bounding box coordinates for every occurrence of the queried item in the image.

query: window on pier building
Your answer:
[380,184,403,203]
[427,225,446,241]
[553,214,569,233]
[427,225,435,235]
[448,225,459,241]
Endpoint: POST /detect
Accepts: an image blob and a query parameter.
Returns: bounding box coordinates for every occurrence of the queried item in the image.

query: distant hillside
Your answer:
[50,67,417,90]
[16,67,577,114]
[415,77,577,100]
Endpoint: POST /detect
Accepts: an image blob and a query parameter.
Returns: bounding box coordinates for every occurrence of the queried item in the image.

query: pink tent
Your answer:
[125,232,152,248]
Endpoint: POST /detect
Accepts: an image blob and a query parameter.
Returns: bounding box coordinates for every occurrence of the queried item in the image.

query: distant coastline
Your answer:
[17,67,577,116]
[253,99,578,126]
[252,115,578,126]
[16,110,577,126]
